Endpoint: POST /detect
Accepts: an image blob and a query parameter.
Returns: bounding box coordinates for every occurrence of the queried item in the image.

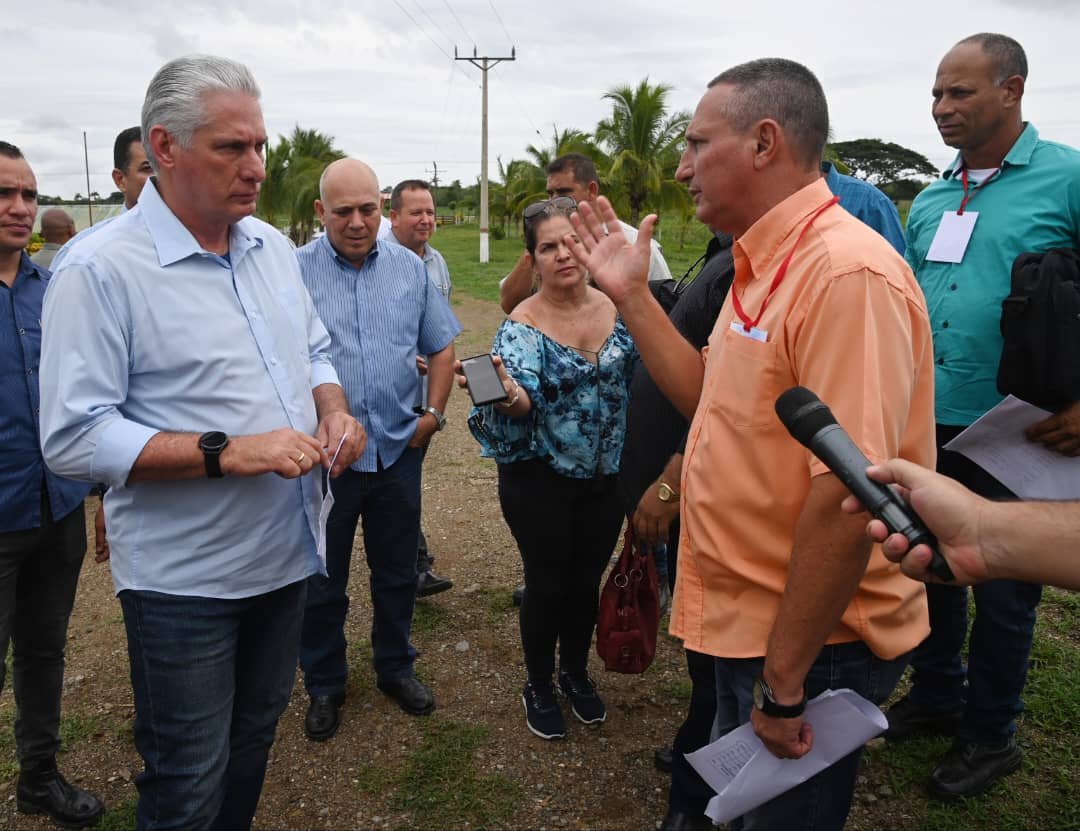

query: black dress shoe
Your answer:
[884,693,962,741]
[377,675,435,715]
[304,692,345,741]
[654,746,674,773]
[659,807,713,831]
[929,736,1023,800]
[17,762,105,829]
[417,569,453,598]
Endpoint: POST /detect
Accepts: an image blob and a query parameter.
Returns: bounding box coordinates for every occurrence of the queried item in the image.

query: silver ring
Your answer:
[296,452,306,464]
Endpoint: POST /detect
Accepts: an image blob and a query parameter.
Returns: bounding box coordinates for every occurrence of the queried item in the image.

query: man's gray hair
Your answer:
[708,58,829,170]
[141,55,261,173]
[956,33,1028,84]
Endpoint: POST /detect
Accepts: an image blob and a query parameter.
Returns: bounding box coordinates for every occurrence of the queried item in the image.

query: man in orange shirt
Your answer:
[570,58,936,830]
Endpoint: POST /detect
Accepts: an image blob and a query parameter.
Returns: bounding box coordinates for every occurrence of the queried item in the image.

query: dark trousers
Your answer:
[120,580,305,831]
[0,499,86,768]
[664,521,718,816]
[498,459,624,681]
[301,447,422,694]
[416,442,434,573]
[718,643,911,831]
[908,425,1042,742]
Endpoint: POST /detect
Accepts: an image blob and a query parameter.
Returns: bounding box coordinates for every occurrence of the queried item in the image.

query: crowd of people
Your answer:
[2,28,1078,831]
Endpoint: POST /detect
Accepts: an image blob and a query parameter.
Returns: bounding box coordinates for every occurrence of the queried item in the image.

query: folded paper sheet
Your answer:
[686,689,887,825]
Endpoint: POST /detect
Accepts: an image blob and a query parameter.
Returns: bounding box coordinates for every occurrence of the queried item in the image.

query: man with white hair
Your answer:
[39,55,365,829]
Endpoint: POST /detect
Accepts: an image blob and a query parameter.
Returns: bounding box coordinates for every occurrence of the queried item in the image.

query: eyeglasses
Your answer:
[523,196,577,225]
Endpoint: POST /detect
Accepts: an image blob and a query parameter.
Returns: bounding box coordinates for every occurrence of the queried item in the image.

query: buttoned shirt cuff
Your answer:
[91,419,160,490]
[310,363,341,390]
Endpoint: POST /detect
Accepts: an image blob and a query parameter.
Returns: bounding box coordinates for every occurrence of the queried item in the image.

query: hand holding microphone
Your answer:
[774,386,955,582]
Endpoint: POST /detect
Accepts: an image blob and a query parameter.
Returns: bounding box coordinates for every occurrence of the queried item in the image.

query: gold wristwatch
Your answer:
[657,481,679,503]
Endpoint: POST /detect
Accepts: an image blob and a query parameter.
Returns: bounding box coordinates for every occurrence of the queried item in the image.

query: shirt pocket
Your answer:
[713,327,783,428]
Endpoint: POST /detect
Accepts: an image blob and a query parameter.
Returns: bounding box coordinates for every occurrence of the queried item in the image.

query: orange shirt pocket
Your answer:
[713,327,784,428]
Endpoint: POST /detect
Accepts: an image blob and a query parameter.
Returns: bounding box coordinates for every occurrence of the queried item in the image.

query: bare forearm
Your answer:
[984,500,1080,589]
[617,289,704,419]
[500,254,535,314]
[128,432,205,482]
[313,382,350,422]
[764,474,874,698]
[426,345,456,412]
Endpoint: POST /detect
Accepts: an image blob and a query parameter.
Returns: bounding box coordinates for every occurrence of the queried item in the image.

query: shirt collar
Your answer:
[18,250,47,282]
[137,178,264,268]
[942,122,1039,179]
[734,178,834,281]
[821,160,842,190]
[320,232,381,271]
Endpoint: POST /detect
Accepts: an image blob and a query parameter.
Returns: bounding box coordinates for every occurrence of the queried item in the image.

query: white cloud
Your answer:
[3,0,1077,197]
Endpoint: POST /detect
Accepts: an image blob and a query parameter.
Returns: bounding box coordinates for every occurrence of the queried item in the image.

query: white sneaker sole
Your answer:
[521,694,565,740]
[569,703,607,725]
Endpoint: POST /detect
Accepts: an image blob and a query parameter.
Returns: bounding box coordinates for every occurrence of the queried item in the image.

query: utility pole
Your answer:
[427,161,439,215]
[83,131,93,226]
[456,45,515,263]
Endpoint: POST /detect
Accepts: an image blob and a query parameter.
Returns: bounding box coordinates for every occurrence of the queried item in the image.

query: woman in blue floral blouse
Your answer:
[465,197,637,740]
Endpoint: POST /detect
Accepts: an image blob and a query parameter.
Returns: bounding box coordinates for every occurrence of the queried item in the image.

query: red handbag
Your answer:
[595,524,661,674]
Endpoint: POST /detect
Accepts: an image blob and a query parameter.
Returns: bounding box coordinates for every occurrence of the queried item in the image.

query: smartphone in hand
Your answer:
[461,354,509,406]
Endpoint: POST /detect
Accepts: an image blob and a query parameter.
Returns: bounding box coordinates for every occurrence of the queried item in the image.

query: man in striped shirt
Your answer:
[296,159,461,741]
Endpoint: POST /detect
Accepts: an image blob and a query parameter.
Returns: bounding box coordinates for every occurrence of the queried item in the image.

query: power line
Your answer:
[389,0,480,87]
[487,0,514,48]
[410,0,454,52]
[442,0,475,48]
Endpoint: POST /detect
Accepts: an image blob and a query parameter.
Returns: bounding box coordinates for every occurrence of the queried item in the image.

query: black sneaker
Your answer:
[929,736,1023,801]
[521,680,566,740]
[884,693,962,741]
[558,671,606,725]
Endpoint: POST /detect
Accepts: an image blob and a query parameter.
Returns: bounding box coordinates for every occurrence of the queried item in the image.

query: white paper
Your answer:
[315,433,349,572]
[943,395,1080,499]
[926,210,978,263]
[686,689,886,826]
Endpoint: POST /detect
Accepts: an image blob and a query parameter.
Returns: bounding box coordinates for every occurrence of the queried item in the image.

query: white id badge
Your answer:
[926,211,979,263]
[730,320,768,342]
[315,433,349,572]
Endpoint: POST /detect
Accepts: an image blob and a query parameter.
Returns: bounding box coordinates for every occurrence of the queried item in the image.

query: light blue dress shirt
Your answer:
[296,236,462,472]
[822,162,906,255]
[906,124,1080,424]
[39,180,339,598]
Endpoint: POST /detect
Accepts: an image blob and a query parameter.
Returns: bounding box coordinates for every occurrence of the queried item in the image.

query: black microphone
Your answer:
[775,386,954,582]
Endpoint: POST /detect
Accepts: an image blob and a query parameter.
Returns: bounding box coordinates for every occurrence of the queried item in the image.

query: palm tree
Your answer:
[257,126,344,244]
[595,79,691,226]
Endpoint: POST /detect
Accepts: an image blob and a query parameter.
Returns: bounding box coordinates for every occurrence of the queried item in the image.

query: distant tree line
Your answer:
[254,85,941,244]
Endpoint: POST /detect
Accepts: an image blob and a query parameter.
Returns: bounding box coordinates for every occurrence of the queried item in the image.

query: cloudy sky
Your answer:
[3,0,1078,199]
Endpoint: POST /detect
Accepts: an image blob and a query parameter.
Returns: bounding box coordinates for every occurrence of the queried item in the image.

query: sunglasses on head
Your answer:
[523,196,577,224]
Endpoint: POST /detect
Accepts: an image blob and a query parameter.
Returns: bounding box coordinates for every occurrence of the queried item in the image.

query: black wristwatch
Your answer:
[198,431,230,478]
[752,676,806,718]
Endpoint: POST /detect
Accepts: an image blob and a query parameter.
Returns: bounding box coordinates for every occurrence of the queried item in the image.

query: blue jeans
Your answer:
[301,447,422,694]
[0,500,86,768]
[119,580,305,831]
[908,426,1041,743]
[715,642,911,831]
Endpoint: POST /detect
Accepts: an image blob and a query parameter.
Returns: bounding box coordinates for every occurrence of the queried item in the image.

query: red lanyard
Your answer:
[732,196,840,333]
[958,166,1000,215]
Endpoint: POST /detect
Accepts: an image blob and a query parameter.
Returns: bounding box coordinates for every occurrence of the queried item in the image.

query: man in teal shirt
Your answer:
[893,32,1080,801]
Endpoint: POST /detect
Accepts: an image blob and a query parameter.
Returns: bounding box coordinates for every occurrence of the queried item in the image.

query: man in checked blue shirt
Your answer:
[39,56,365,830]
[297,158,461,741]
[0,142,105,829]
